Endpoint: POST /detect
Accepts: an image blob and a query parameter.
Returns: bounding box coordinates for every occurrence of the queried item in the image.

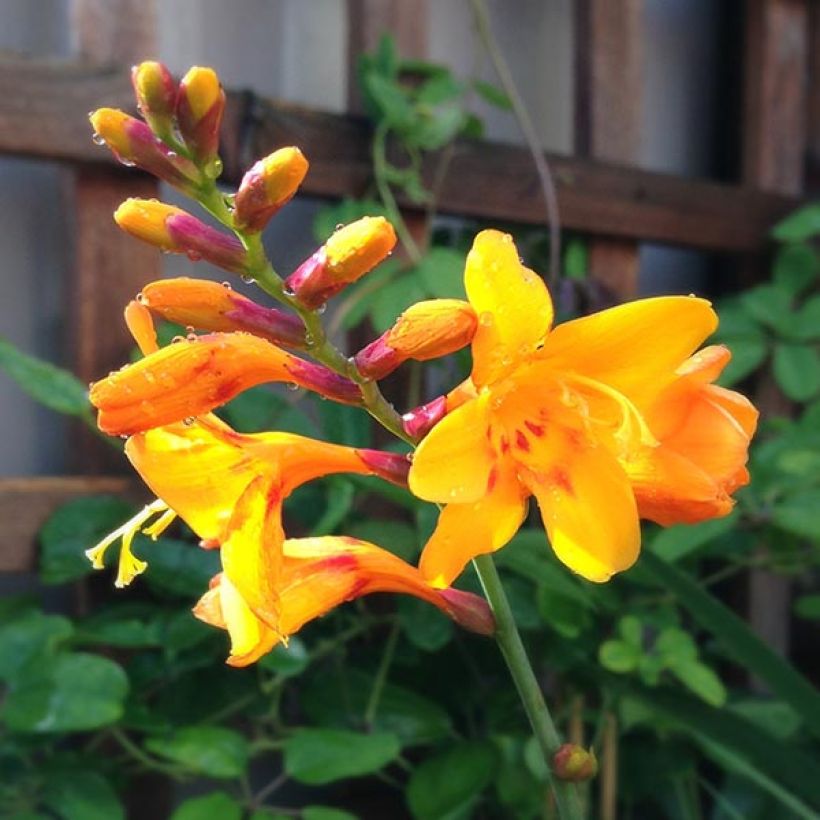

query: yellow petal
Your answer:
[543,296,718,408]
[522,432,640,582]
[465,230,553,386]
[408,393,494,503]
[419,465,528,588]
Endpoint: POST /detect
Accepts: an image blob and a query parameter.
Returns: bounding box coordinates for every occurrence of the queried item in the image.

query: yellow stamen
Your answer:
[115,527,148,588]
[142,507,177,540]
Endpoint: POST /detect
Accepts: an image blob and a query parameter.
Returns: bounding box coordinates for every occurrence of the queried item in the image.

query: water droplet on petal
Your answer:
[92,133,105,146]
[182,416,195,426]
[241,274,255,284]
[221,281,232,289]
[316,303,327,315]
[286,383,300,392]
[136,292,147,304]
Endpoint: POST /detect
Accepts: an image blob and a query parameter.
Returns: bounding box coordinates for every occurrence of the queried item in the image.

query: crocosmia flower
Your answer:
[408,230,757,587]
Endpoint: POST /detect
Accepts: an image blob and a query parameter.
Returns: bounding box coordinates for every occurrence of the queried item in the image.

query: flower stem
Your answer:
[472,554,583,820]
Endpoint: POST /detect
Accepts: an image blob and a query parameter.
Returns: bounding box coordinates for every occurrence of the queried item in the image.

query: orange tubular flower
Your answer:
[89,331,362,435]
[408,230,757,587]
[86,415,493,664]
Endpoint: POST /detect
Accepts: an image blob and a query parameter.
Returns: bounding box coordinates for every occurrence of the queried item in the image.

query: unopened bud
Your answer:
[131,61,177,140]
[552,744,598,783]
[90,108,200,191]
[356,449,411,487]
[355,299,477,380]
[176,66,225,167]
[115,199,247,273]
[141,278,306,348]
[234,147,309,232]
[285,217,396,308]
[402,395,447,440]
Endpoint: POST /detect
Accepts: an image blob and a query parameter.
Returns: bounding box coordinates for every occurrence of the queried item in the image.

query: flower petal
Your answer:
[521,433,640,582]
[543,296,718,408]
[408,393,494,503]
[419,465,529,588]
[465,230,553,386]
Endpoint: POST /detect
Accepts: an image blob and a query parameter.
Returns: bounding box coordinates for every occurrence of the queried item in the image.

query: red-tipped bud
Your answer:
[439,589,495,636]
[552,745,598,782]
[176,66,225,169]
[355,299,477,380]
[234,147,309,232]
[356,449,411,487]
[114,198,247,273]
[89,108,200,191]
[140,278,306,348]
[402,395,448,440]
[131,61,177,140]
[285,217,397,308]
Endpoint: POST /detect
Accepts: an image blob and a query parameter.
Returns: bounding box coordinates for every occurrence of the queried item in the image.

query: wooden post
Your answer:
[743,0,809,661]
[574,0,644,301]
[68,0,162,472]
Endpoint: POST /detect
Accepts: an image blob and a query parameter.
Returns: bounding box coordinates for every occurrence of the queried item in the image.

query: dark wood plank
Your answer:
[0,477,137,572]
[575,0,644,300]
[0,58,799,253]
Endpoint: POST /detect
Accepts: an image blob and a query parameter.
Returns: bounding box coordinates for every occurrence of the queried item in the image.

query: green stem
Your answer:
[472,554,583,820]
[364,621,401,728]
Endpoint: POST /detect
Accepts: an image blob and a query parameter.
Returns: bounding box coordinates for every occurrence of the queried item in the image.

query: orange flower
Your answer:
[87,415,492,664]
[408,230,756,587]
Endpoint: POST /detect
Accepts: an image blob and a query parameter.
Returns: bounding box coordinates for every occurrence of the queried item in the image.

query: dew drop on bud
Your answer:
[119,158,136,168]
[204,157,224,179]
[283,286,296,298]
[182,416,195,426]
[91,133,105,146]
[221,281,232,290]
[241,274,255,284]
[286,383,300,392]
[171,335,185,344]
[136,292,147,304]
[316,303,327,315]
[167,151,178,159]
[335,223,344,231]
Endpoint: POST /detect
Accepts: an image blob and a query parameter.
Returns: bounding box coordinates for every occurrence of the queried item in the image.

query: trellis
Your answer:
[0,0,810,689]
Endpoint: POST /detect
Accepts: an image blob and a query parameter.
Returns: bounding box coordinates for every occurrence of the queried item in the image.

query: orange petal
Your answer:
[408,393,494,504]
[124,300,159,355]
[543,296,718,409]
[465,230,553,386]
[419,464,529,588]
[521,431,640,582]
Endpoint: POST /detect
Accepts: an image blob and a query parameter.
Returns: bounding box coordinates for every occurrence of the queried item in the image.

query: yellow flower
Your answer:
[408,230,756,586]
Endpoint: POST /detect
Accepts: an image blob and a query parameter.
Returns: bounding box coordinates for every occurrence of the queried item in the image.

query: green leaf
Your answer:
[76,604,163,648]
[370,276,427,333]
[564,238,588,280]
[310,479,355,536]
[318,401,371,447]
[137,535,220,598]
[640,551,820,738]
[618,615,643,647]
[793,294,820,340]
[412,246,466,299]
[302,669,452,746]
[417,74,463,105]
[740,286,792,332]
[0,337,89,416]
[773,343,820,401]
[170,792,243,820]
[536,585,590,638]
[772,243,819,295]
[648,515,737,562]
[772,203,820,242]
[347,519,419,562]
[364,73,414,128]
[283,728,400,785]
[795,594,820,619]
[39,495,134,584]
[719,338,768,386]
[669,659,727,706]
[258,636,309,678]
[303,809,359,820]
[398,596,454,651]
[42,771,124,820]
[771,489,820,539]
[407,105,466,150]
[655,627,698,665]
[407,741,497,819]
[0,612,73,681]
[3,652,128,732]
[472,79,513,110]
[145,726,249,778]
[599,640,640,673]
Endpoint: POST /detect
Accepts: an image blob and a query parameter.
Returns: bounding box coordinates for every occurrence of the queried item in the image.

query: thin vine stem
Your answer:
[472,554,583,820]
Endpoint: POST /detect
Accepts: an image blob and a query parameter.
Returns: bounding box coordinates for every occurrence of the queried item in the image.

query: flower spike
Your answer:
[115,199,248,273]
[140,278,307,349]
[355,299,477,380]
[234,147,310,232]
[89,109,200,192]
[285,217,397,308]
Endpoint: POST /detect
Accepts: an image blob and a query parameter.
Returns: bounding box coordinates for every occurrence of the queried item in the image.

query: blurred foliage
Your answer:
[1,35,819,820]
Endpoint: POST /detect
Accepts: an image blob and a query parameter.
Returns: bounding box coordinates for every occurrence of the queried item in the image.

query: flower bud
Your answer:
[285,217,397,308]
[355,299,477,380]
[90,108,200,191]
[234,147,309,232]
[114,198,247,273]
[176,66,225,168]
[356,449,411,487]
[131,61,177,140]
[552,744,598,782]
[402,395,447,440]
[439,588,495,636]
[141,278,306,349]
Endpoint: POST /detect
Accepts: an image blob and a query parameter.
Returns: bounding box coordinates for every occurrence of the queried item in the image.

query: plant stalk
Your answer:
[472,554,583,820]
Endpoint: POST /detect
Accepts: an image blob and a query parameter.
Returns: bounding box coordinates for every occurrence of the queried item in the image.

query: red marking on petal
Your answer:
[525,420,544,437]
[515,430,530,452]
[487,465,499,493]
[551,468,574,496]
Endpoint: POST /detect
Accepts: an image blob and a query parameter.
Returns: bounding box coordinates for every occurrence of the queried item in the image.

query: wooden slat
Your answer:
[0,477,137,572]
[575,0,644,301]
[67,0,161,472]
[0,57,798,253]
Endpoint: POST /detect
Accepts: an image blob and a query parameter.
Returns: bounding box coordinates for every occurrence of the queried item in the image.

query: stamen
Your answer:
[142,507,177,539]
